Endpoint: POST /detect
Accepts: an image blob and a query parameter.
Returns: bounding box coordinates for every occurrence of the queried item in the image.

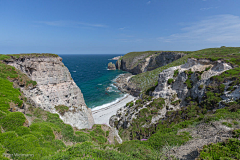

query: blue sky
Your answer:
[1,0,240,54]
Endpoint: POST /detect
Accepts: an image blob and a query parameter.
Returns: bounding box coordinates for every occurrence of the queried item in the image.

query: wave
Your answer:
[112,74,125,82]
[91,94,127,111]
[73,71,76,72]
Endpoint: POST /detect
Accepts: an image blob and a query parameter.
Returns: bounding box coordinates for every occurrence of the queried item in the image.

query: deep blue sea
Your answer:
[60,54,126,109]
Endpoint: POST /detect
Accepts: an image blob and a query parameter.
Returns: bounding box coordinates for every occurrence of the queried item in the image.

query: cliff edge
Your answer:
[4,54,94,129]
[117,51,185,75]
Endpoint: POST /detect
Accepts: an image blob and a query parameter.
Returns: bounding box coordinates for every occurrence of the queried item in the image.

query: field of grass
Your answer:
[0,53,58,60]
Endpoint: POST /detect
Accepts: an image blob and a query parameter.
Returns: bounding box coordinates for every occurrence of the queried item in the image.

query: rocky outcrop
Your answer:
[113,73,140,97]
[116,59,121,70]
[118,51,185,75]
[5,55,94,129]
[152,58,233,108]
[111,58,237,133]
[108,62,116,70]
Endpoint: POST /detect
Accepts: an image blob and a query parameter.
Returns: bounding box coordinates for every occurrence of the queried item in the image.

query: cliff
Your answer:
[4,54,94,129]
[110,47,240,159]
[118,51,185,75]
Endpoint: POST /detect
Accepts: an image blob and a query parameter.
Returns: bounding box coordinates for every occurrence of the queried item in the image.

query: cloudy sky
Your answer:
[1,0,240,54]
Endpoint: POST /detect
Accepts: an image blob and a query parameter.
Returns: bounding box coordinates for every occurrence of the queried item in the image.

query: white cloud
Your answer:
[34,20,108,28]
[157,14,240,43]
[147,1,151,4]
[119,27,126,30]
[200,6,219,11]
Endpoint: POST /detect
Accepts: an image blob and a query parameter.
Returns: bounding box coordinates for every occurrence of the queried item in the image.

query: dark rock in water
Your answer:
[108,62,116,70]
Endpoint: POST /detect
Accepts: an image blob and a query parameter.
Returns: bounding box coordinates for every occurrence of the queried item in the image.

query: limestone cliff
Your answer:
[110,58,236,132]
[152,58,233,108]
[5,55,94,129]
[118,51,185,75]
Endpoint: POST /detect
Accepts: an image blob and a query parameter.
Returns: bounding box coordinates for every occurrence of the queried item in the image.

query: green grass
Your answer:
[0,53,58,59]
[198,138,240,159]
[26,80,37,87]
[54,105,69,116]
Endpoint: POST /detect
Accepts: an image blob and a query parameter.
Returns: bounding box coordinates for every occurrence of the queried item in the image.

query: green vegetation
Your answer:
[167,78,174,85]
[173,69,179,77]
[0,53,58,60]
[26,80,37,87]
[222,122,232,127]
[185,78,193,89]
[171,100,181,106]
[198,139,240,159]
[198,84,204,90]
[54,105,69,116]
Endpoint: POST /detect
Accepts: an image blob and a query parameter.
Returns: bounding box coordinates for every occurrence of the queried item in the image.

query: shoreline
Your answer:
[92,73,136,126]
[92,94,135,125]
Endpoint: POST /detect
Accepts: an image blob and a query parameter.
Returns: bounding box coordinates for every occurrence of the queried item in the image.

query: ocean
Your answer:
[60,54,126,109]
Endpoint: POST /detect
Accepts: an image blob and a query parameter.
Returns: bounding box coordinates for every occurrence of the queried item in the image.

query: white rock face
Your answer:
[6,56,94,129]
[152,58,233,108]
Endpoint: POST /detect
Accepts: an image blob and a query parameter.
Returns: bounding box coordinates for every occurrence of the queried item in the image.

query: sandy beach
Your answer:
[92,95,135,125]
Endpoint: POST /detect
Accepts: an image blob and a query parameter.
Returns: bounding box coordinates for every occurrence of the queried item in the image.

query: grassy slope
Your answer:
[129,47,240,93]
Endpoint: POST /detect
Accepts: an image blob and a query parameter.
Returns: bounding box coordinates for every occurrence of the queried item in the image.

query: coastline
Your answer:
[92,94,135,125]
[92,73,136,125]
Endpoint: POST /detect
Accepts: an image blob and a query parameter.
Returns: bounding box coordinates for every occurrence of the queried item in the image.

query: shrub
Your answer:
[106,131,109,137]
[222,122,232,128]
[199,138,240,159]
[54,105,69,116]
[185,78,193,89]
[0,131,17,143]
[173,69,179,77]
[30,123,55,141]
[26,80,37,86]
[171,100,181,106]
[74,131,92,142]
[205,67,211,71]
[15,126,30,136]
[150,98,165,109]
[232,129,240,138]
[147,131,191,150]
[167,78,174,85]
[219,84,225,92]
[0,112,26,131]
[198,85,204,90]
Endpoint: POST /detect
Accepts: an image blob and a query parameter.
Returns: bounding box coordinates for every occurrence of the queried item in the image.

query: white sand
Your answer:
[92,95,135,126]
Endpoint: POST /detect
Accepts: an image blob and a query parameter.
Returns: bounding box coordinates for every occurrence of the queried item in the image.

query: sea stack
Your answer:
[108,62,116,70]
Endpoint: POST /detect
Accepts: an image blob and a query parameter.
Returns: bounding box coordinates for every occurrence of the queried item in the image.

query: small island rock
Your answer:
[108,62,116,70]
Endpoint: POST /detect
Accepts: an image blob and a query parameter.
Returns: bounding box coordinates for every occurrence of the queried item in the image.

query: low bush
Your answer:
[198,138,240,159]
[0,112,26,131]
[167,78,174,85]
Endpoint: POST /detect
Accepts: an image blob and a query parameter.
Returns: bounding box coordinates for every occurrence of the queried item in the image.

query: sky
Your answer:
[1,0,240,54]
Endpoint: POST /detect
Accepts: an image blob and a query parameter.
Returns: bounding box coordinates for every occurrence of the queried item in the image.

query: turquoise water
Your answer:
[60,54,126,109]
